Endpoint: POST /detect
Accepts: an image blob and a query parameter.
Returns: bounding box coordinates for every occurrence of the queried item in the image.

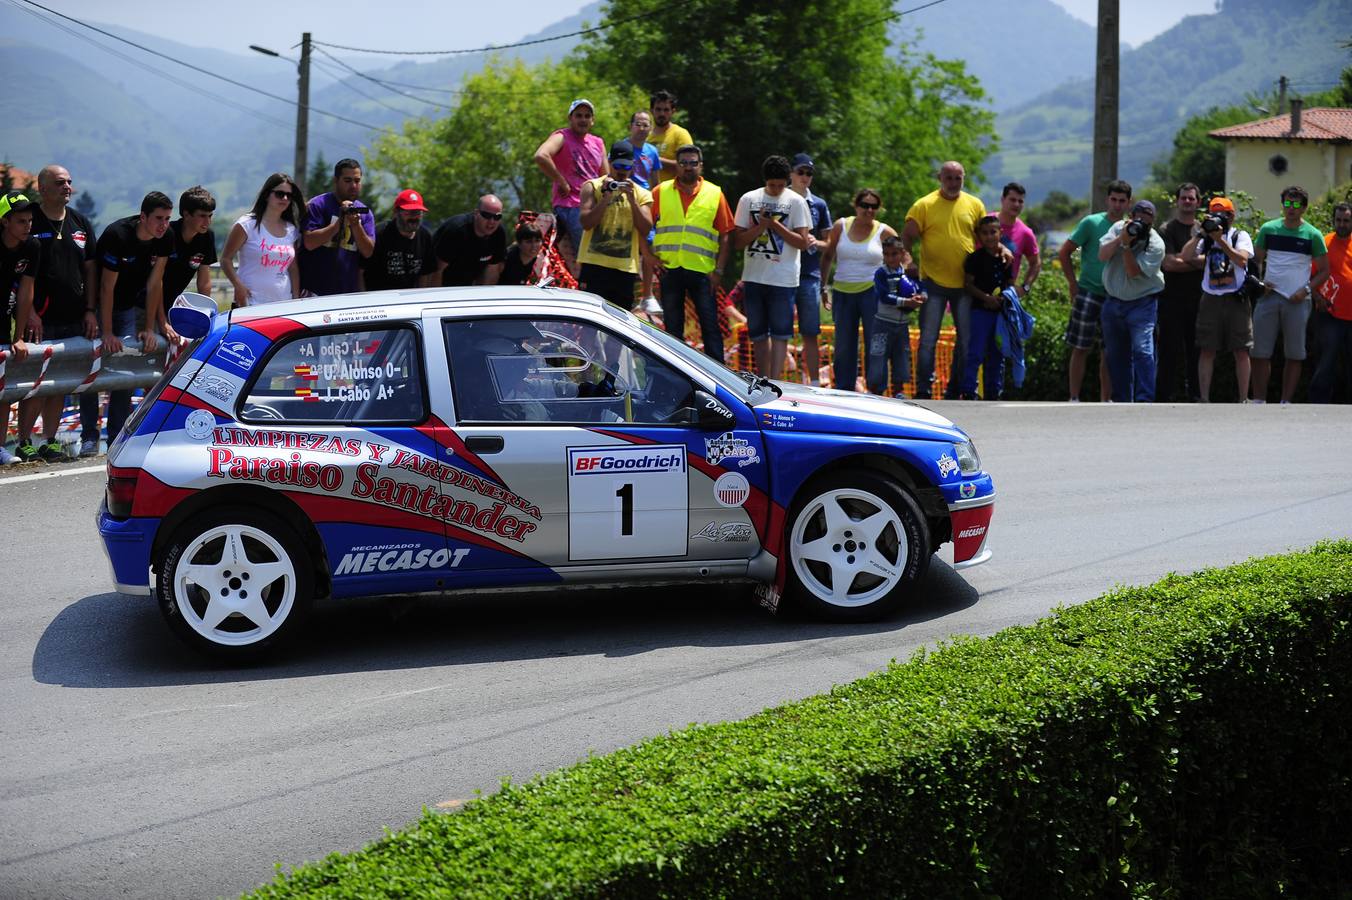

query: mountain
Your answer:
[989,0,1352,204]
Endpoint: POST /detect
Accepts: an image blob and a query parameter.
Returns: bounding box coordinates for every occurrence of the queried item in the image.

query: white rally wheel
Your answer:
[786,472,929,620]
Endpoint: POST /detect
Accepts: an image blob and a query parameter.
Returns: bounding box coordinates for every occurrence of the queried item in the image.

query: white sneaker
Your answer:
[0,447,20,465]
[641,297,662,315]
[79,439,99,457]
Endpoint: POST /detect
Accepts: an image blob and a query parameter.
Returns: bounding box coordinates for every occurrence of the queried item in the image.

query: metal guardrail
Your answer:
[0,334,180,404]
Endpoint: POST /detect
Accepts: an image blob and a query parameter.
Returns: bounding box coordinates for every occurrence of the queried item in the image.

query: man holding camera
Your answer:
[1250,185,1330,403]
[1182,196,1254,402]
[576,141,653,310]
[300,158,376,296]
[1097,199,1165,402]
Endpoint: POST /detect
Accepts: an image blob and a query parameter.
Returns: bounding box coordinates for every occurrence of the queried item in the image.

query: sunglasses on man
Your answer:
[478,209,503,221]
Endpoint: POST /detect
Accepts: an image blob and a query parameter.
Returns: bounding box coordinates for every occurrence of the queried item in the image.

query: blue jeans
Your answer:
[551,205,583,255]
[660,267,722,361]
[866,316,910,395]
[42,320,101,440]
[962,306,1004,399]
[1100,295,1159,403]
[1309,310,1352,403]
[742,282,795,340]
[916,281,971,399]
[830,288,877,392]
[795,274,821,337]
[105,307,141,442]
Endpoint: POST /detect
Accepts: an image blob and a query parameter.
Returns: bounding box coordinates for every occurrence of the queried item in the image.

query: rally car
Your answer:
[97,287,994,659]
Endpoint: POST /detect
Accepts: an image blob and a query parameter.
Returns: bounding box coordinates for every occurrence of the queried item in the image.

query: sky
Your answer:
[29,0,1221,57]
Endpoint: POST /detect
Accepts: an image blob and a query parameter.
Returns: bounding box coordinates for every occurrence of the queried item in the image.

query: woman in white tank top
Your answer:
[819,189,897,391]
[221,173,303,306]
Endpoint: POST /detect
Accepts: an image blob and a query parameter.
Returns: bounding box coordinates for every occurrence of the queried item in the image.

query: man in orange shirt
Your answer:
[1309,202,1352,403]
[651,144,734,360]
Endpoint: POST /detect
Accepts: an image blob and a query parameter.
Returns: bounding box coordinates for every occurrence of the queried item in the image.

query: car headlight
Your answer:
[953,440,981,476]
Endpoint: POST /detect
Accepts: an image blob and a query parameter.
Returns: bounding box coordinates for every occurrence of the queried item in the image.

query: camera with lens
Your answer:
[1125,219,1147,238]
[1201,212,1230,234]
[602,180,622,193]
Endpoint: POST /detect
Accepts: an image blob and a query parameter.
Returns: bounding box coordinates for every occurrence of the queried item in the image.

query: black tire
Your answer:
[155,507,313,661]
[783,469,930,622]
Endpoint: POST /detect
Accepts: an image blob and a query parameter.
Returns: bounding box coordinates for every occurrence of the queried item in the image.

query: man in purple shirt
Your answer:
[995,182,1041,297]
[299,158,375,296]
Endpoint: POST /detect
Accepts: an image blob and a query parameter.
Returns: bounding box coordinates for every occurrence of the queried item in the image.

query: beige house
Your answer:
[1209,102,1352,216]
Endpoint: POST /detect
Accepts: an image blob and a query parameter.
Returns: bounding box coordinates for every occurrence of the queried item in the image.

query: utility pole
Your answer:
[296,32,311,186]
[250,34,312,186]
[1090,0,1119,212]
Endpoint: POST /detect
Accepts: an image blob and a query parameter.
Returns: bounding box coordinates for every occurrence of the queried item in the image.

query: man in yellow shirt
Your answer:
[577,141,654,310]
[649,90,693,186]
[901,161,987,399]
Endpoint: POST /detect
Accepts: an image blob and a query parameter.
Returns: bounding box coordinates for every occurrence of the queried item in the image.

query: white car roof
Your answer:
[229,286,612,324]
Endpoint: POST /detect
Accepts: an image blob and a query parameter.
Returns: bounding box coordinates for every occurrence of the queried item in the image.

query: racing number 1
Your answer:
[616,483,634,536]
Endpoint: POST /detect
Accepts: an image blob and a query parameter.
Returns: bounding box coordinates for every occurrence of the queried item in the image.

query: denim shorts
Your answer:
[742,282,795,340]
[795,275,821,337]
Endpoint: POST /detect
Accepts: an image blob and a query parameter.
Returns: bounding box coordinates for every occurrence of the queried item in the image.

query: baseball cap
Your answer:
[608,140,635,162]
[1132,200,1156,217]
[568,98,594,116]
[790,153,815,171]
[1208,196,1235,213]
[394,189,428,212]
[0,190,35,218]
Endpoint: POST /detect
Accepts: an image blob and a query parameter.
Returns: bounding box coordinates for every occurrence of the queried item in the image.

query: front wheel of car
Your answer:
[785,471,930,621]
[156,508,313,660]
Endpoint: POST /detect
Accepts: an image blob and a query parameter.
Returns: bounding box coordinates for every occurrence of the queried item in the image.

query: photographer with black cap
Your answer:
[577,140,653,310]
[1182,196,1254,402]
[1097,199,1166,402]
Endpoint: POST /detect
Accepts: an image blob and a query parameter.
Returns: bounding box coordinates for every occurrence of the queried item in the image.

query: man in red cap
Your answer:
[360,188,438,292]
[1182,195,1254,402]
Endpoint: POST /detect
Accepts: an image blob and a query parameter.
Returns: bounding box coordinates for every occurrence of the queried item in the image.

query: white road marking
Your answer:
[0,463,105,486]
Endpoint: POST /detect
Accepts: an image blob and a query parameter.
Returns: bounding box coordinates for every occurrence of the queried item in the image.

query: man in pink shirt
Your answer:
[996,182,1041,296]
[534,98,606,273]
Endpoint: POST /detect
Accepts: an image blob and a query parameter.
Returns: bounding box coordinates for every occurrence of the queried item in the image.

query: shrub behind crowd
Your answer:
[246,542,1352,898]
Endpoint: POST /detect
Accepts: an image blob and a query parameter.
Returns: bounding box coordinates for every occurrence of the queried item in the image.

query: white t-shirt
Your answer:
[234,214,298,304]
[735,187,810,287]
[1193,227,1254,296]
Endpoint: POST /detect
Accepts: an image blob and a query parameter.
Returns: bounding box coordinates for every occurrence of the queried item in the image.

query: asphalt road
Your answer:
[3,402,1350,899]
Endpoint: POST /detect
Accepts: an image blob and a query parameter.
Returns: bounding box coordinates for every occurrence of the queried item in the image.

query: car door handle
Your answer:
[464,435,504,454]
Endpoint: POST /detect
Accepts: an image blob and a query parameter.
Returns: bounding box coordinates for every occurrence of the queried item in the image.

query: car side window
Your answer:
[444,317,695,425]
[239,326,426,424]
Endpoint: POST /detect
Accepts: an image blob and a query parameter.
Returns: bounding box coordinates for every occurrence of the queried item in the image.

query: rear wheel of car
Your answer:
[785,470,930,621]
[156,508,313,660]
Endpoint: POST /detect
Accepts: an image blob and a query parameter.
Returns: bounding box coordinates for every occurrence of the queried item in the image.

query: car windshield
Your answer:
[631,318,775,402]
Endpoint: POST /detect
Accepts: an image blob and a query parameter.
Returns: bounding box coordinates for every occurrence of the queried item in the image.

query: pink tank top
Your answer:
[550,128,606,208]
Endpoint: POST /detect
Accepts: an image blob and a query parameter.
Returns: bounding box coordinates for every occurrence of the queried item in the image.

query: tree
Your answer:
[1150,104,1257,195]
[370,58,647,223]
[576,0,995,213]
[1024,190,1088,232]
[73,191,99,234]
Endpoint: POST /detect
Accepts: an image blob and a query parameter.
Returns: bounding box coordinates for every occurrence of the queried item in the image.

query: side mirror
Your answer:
[168,292,218,339]
[694,390,736,431]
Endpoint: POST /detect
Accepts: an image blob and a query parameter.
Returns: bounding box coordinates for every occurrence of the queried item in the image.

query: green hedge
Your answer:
[248,544,1352,898]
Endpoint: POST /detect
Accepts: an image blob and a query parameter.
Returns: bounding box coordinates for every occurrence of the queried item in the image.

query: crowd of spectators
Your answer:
[3,89,1351,464]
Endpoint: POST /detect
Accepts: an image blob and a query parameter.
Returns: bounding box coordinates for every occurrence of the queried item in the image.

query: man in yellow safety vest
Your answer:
[651,144,733,360]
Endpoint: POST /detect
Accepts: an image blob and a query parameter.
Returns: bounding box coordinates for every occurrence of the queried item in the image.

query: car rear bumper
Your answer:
[96,501,154,596]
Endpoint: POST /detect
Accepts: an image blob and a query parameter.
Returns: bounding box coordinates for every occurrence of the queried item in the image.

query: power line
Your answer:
[16,0,388,133]
[312,45,452,110]
[5,0,361,148]
[309,56,432,116]
[310,5,664,56]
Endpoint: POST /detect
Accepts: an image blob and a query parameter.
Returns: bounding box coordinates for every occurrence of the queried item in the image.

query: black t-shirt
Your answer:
[162,220,219,302]
[499,244,540,286]
[434,212,506,287]
[964,248,1013,296]
[362,220,437,291]
[1158,219,1203,300]
[1,236,40,341]
[29,206,96,325]
[97,216,174,312]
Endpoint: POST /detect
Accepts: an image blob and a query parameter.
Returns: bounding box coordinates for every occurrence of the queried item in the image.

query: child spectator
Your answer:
[961,215,1015,400]
[867,237,923,396]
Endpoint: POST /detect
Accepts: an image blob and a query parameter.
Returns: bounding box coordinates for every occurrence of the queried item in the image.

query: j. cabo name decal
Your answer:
[334,545,469,575]
[705,432,760,468]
